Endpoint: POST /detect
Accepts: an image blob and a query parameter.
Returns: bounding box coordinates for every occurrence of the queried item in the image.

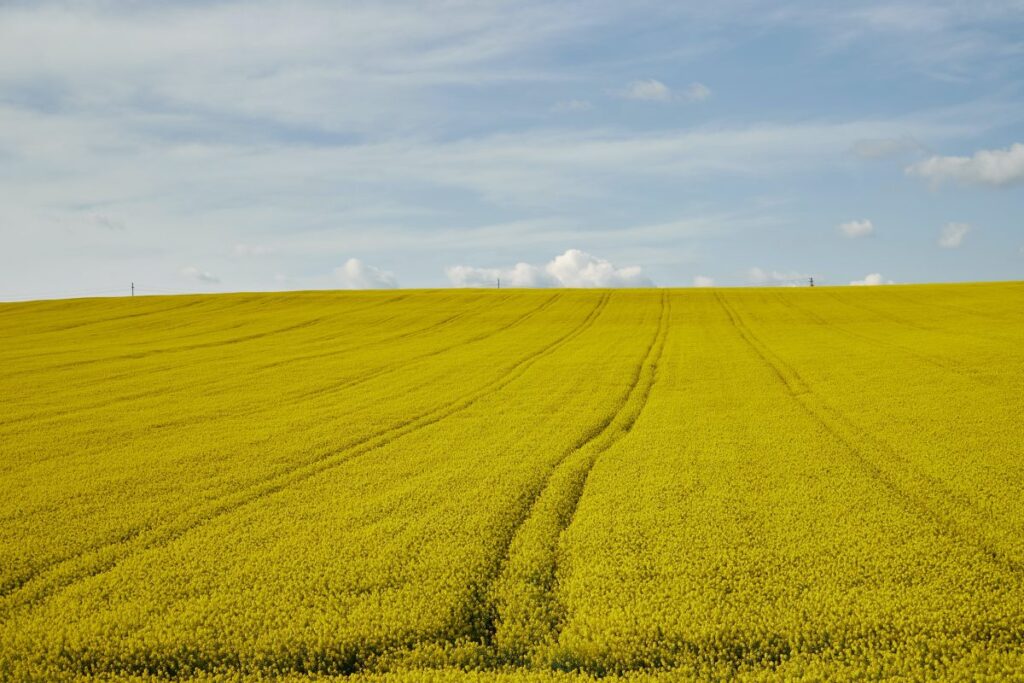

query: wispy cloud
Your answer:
[684,82,712,102]
[938,222,971,248]
[619,79,710,102]
[838,219,874,238]
[0,0,1019,298]
[180,266,220,283]
[0,1,595,136]
[851,136,925,159]
[622,79,673,101]
[552,99,593,112]
[87,213,127,231]
[232,244,276,257]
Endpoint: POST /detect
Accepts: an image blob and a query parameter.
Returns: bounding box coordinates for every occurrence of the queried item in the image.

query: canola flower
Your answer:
[0,284,1022,681]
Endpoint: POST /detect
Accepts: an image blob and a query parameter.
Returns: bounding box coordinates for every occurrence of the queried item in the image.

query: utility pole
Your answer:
[131,282,135,296]
[497,277,500,289]
[809,277,814,288]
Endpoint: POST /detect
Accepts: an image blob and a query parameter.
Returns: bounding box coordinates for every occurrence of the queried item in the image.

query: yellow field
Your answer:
[1,284,1023,682]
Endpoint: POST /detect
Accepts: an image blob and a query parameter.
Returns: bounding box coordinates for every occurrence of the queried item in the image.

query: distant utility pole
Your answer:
[497,277,501,289]
[131,282,135,296]
[809,277,814,288]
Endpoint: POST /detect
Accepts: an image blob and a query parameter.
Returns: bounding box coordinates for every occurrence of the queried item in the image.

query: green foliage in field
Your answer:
[1,284,1023,681]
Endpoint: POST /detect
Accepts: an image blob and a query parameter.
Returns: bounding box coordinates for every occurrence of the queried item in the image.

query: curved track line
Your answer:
[0,293,496,430]
[458,293,669,665]
[715,292,1024,578]
[1,294,612,613]
[2,293,420,378]
[0,295,555,475]
[823,290,1021,345]
[773,292,999,388]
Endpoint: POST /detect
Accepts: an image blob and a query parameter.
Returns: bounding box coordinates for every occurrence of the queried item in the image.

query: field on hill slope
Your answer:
[1,284,1023,681]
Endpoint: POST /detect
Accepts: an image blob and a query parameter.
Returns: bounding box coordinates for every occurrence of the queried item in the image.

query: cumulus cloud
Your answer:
[180,266,220,283]
[747,267,814,286]
[906,143,1024,187]
[938,222,971,248]
[333,258,398,289]
[446,249,652,288]
[838,219,874,238]
[620,79,710,102]
[850,273,892,286]
[693,275,715,287]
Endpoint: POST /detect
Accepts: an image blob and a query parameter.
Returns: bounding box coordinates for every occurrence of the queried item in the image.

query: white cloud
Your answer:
[938,222,971,248]
[684,82,712,102]
[333,258,398,289]
[446,249,652,288]
[620,79,710,103]
[850,272,892,286]
[548,249,652,287]
[0,1,1010,299]
[0,97,979,217]
[180,266,220,283]
[838,219,874,238]
[0,1,593,135]
[553,99,592,112]
[693,275,715,287]
[446,262,549,288]
[623,79,672,101]
[747,267,814,286]
[906,143,1024,187]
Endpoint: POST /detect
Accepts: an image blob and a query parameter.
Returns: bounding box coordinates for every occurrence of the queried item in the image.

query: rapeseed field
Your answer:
[1,284,1022,681]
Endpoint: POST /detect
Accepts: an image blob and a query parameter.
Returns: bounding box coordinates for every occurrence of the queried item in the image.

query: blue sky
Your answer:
[1,0,1022,297]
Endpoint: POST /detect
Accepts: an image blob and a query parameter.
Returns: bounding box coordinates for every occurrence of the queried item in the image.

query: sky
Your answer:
[1,0,1022,299]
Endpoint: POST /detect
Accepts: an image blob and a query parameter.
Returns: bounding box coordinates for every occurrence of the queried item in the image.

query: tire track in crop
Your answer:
[715,292,1024,578]
[449,292,671,667]
[0,294,550,477]
[0,293,612,614]
[3,293,554,448]
[774,292,999,388]
[0,292,569,593]
[2,293,421,378]
[3,292,423,390]
[0,297,210,338]
[291,293,559,402]
[887,288,1024,325]
[3,317,333,379]
[6,293,410,367]
[773,291,1024,532]
[258,292,516,373]
[823,290,1020,345]
[0,294,492,430]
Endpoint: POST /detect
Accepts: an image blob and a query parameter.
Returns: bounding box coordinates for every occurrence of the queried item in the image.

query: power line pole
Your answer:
[131,282,135,296]
[809,277,814,287]
[497,277,500,289]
